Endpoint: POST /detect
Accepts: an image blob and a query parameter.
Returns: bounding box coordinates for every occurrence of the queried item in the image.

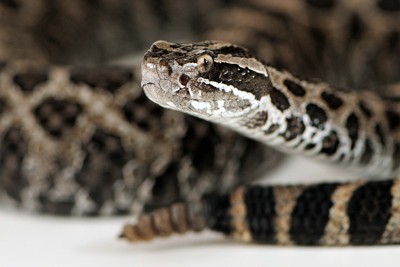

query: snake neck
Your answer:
[233,65,400,177]
[141,40,399,178]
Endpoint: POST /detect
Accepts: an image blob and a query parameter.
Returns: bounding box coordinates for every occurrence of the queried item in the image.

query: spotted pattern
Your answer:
[305,104,327,129]
[282,117,305,141]
[70,67,134,93]
[269,87,290,111]
[386,110,400,131]
[2,0,400,247]
[321,91,343,110]
[345,113,359,149]
[358,100,373,118]
[0,127,27,202]
[13,70,49,93]
[320,131,340,156]
[284,79,306,97]
[360,138,374,165]
[34,98,83,138]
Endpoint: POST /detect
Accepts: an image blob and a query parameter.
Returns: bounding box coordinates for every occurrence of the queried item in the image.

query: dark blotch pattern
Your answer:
[374,124,386,147]
[385,110,400,131]
[0,98,7,115]
[283,79,306,97]
[349,13,364,40]
[200,62,270,100]
[359,100,373,118]
[76,128,131,215]
[347,180,393,245]
[13,70,49,92]
[245,186,276,243]
[270,87,290,111]
[204,193,232,235]
[392,143,400,171]
[305,143,317,150]
[320,130,340,156]
[123,92,164,132]
[360,138,374,165]
[70,67,133,93]
[345,113,360,149]
[245,111,268,129]
[34,98,83,138]
[213,46,252,58]
[181,116,220,174]
[305,0,336,9]
[145,163,181,211]
[377,0,400,11]
[38,195,75,215]
[0,127,27,202]
[321,91,343,110]
[290,183,338,245]
[265,124,279,135]
[282,117,305,141]
[306,103,327,129]
[0,61,7,71]
[0,0,19,9]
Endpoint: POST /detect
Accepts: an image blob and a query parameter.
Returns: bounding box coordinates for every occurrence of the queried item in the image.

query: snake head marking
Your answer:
[142,40,271,121]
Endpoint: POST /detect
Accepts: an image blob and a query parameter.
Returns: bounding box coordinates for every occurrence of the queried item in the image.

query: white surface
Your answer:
[1,157,400,267]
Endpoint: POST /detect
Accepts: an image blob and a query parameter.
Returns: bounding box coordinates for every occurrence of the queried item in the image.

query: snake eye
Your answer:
[197,54,214,73]
[179,74,191,86]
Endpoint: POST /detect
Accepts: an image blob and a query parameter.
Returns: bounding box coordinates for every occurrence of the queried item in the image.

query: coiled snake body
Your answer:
[1,0,400,246]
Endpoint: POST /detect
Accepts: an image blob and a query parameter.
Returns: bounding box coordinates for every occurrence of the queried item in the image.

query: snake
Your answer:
[1,0,400,246]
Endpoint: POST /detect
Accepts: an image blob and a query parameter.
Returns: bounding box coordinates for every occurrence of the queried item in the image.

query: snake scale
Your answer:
[1,0,400,246]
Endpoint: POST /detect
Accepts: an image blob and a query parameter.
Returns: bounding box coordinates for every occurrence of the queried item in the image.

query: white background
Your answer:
[1,156,400,267]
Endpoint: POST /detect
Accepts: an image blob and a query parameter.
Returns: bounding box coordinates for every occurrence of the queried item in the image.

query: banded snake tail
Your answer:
[124,40,400,246]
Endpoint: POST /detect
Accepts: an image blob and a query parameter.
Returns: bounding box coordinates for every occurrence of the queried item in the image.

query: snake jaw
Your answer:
[142,40,261,120]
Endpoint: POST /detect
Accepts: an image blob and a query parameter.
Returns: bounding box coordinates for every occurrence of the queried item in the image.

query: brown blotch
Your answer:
[0,127,27,202]
[265,124,280,135]
[0,61,7,71]
[348,13,364,40]
[13,70,49,92]
[321,91,343,110]
[377,0,400,11]
[270,87,290,111]
[245,111,268,129]
[306,103,327,129]
[33,98,83,138]
[392,143,400,171]
[345,113,360,149]
[122,93,164,131]
[321,130,340,156]
[360,138,374,165]
[282,117,305,141]
[0,98,7,115]
[70,67,133,93]
[305,143,316,150]
[305,0,337,9]
[358,100,373,118]
[0,0,19,9]
[374,124,386,147]
[284,79,306,97]
[385,110,400,131]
